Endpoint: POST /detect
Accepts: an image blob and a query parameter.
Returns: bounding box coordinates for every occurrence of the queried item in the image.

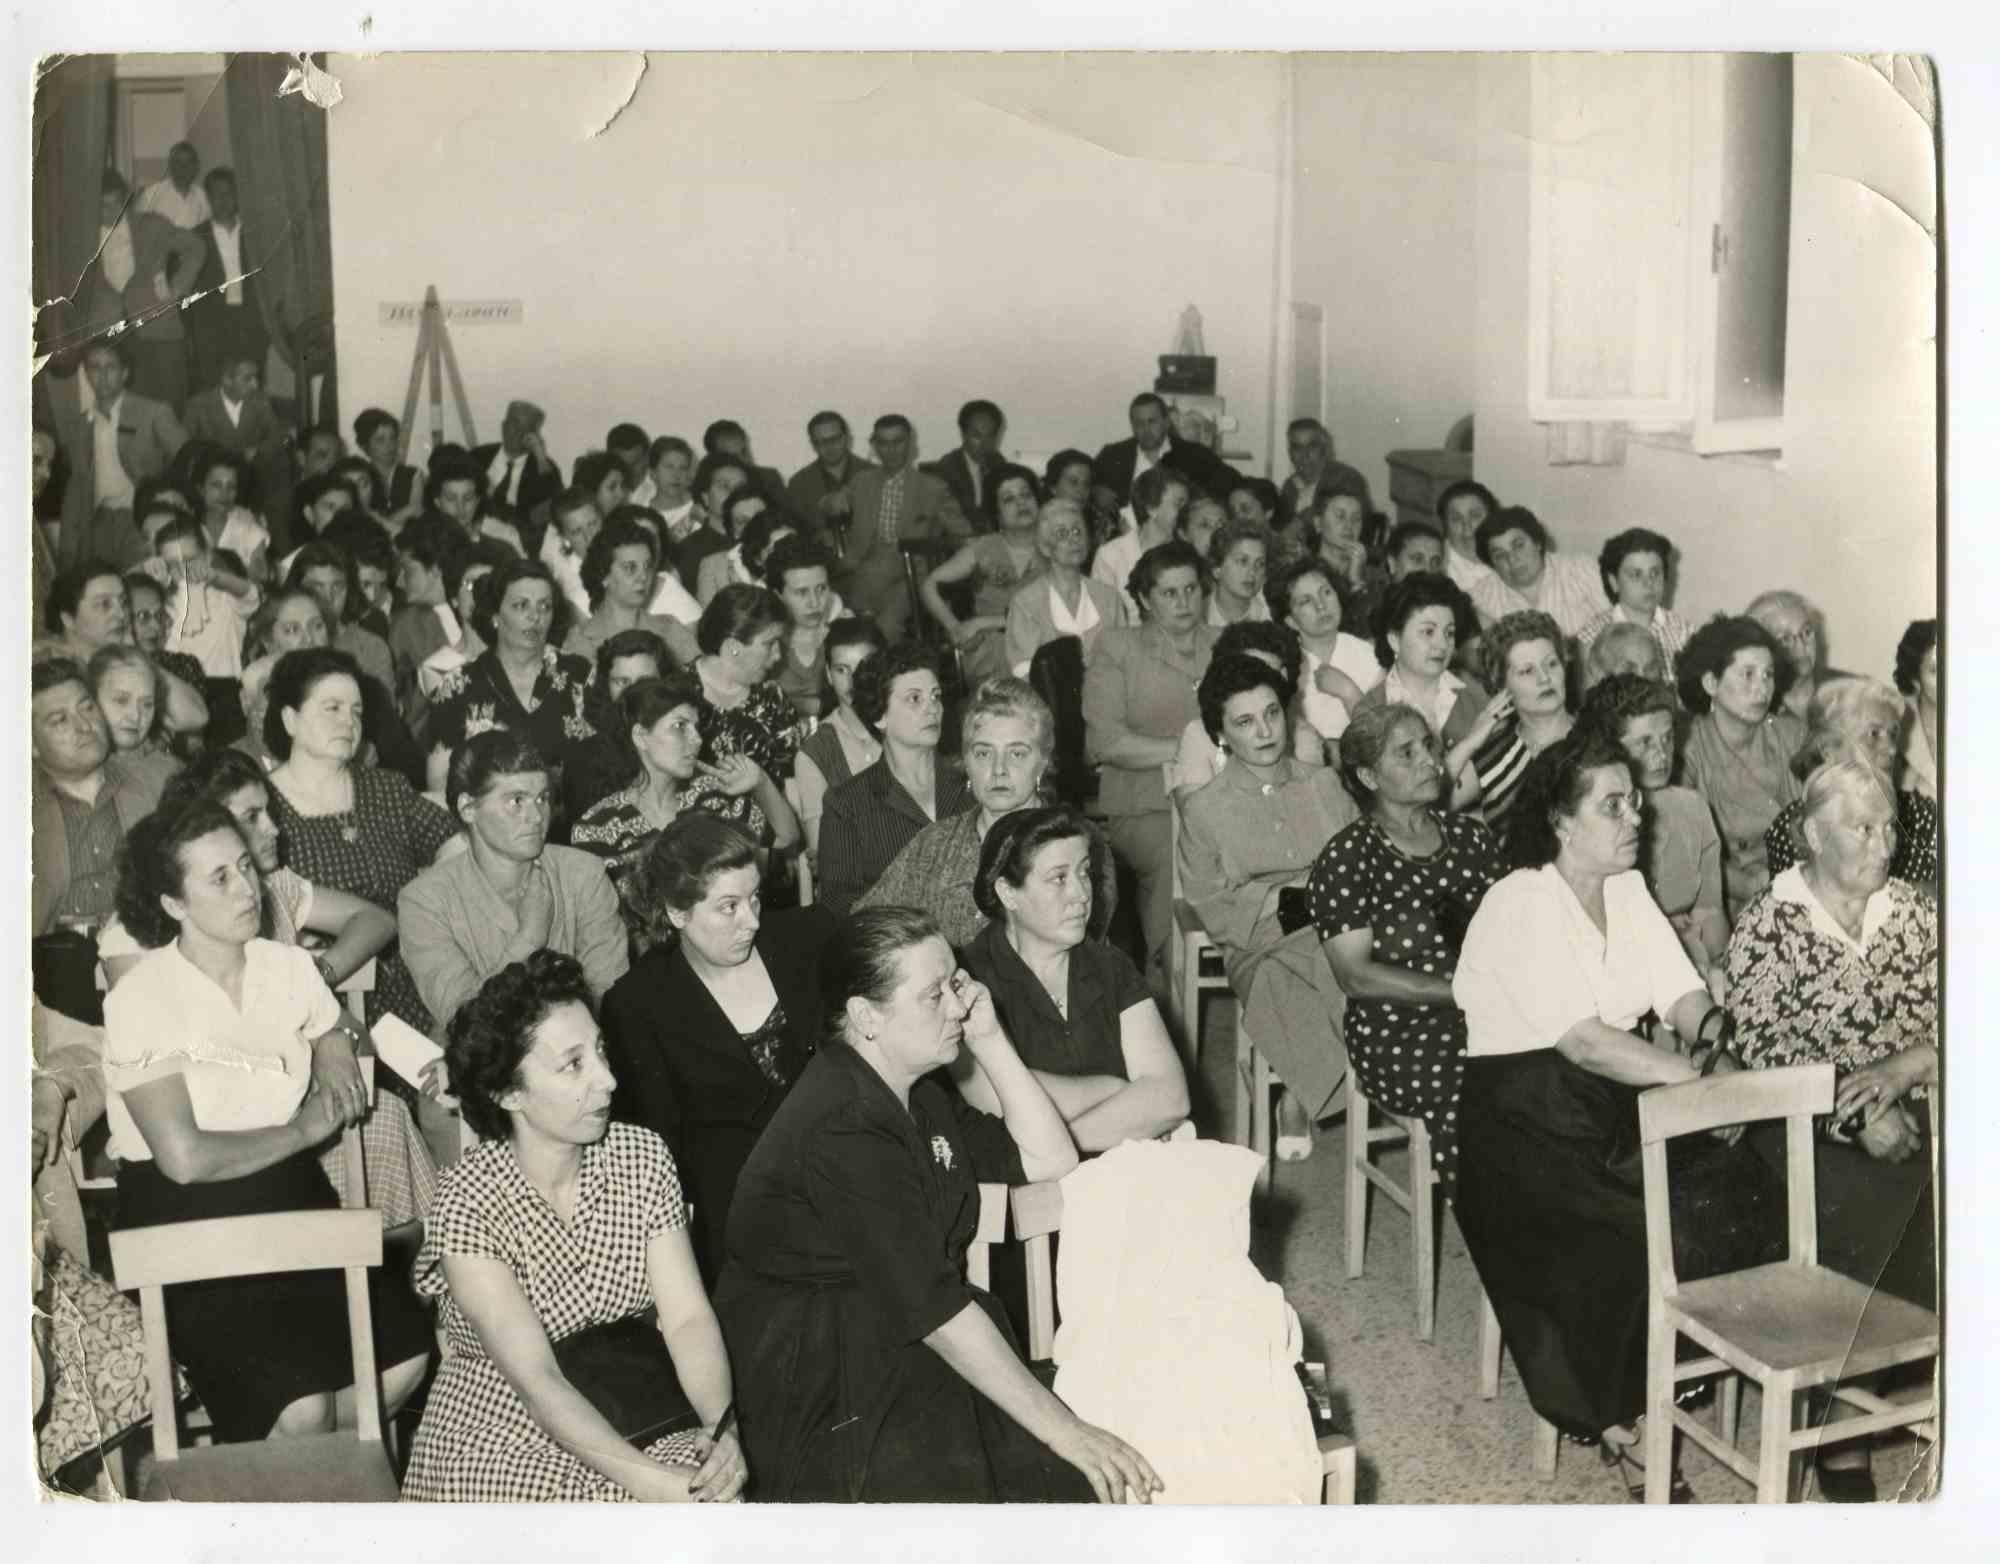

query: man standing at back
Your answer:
[83,170,204,409]
[1091,392,1237,533]
[844,414,962,640]
[136,141,210,230]
[185,167,271,394]
[925,399,1006,533]
[56,341,186,570]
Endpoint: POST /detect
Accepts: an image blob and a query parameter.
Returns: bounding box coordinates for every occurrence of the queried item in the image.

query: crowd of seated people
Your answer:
[28,371,1939,1506]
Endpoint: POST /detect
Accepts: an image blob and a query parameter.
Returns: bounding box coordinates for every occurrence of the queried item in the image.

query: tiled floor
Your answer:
[1185,995,1934,1506]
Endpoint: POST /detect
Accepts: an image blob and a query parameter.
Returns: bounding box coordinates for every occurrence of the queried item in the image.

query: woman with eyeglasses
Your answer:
[1003,498,1127,678]
[400,731,630,1042]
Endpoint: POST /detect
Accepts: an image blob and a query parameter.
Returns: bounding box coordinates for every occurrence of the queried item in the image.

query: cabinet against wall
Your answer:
[1527,53,1792,455]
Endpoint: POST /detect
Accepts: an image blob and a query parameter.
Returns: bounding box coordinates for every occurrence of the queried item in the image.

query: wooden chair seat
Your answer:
[1671,1262,1939,1384]
[139,1430,399,1503]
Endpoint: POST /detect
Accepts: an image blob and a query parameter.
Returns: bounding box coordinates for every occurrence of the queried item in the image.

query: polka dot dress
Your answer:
[1309,811,1506,1198]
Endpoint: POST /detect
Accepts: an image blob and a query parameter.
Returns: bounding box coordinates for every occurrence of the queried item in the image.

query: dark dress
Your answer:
[695,675,805,785]
[714,1043,1092,1503]
[1308,810,1506,1196]
[425,645,597,834]
[267,765,458,1039]
[960,920,1145,1081]
[599,908,834,1284]
[817,758,973,917]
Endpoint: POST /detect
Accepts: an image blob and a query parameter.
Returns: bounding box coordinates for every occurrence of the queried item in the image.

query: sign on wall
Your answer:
[379,299,524,326]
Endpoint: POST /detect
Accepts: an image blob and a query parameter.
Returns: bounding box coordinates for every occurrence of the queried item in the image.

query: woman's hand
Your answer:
[1833,1053,1919,1125]
[1704,966,1730,1006]
[1855,1103,1923,1165]
[1700,1050,1747,1143]
[418,1056,454,1103]
[685,1426,747,1503]
[1463,689,1515,750]
[293,1082,348,1147]
[952,969,1007,1053]
[699,753,766,799]
[1313,664,1364,711]
[1046,1417,1164,1504]
[310,1032,371,1125]
[31,1078,69,1176]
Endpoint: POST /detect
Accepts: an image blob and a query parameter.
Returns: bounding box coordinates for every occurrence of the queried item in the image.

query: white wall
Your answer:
[325,52,1283,481]
[1289,53,1479,507]
[1470,54,1937,682]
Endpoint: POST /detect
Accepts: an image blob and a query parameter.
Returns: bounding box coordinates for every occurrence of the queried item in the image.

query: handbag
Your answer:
[550,1307,701,1447]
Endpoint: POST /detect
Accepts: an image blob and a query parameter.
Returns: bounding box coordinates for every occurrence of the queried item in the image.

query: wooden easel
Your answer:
[396,284,479,464]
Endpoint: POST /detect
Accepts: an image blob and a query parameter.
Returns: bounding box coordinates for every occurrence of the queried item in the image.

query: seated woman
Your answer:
[1266,556,1382,743]
[1004,498,1127,679]
[695,497,795,607]
[101,803,433,1445]
[560,627,671,821]
[1577,674,1730,1001]
[1580,618,1669,694]
[858,678,1110,948]
[1575,527,1692,667]
[792,616,887,863]
[601,817,834,1283]
[1451,731,1780,1462]
[1467,505,1610,640]
[921,464,1047,686]
[1894,617,1938,801]
[400,731,631,1041]
[1081,540,1219,982]
[403,951,747,1503]
[1764,676,1937,893]
[561,515,701,670]
[1352,572,1508,810]
[87,643,182,802]
[763,535,846,719]
[688,583,808,794]
[1467,610,1573,831]
[818,642,970,916]
[1090,466,1191,621]
[1169,619,1329,790]
[1204,516,1272,628]
[573,673,793,932]
[190,445,273,585]
[1314,701,1505,1194]
[959,807,1189,1150]
[1726,758,1938,1502]
[1746,588,1836,724]
[1177,655,1357,1159]
[1309,487,1383,620]
[716,907,1161,1503]
[1676,615,1805,923]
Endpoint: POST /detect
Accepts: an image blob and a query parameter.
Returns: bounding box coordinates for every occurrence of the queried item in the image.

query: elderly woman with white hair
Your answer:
[857,678,1115,949]
[1727,756,1938,1501]
[1746,588,1839,724]
[1004,499,1128,677]
[1580,618,1669,694]
[1764,676,1937,893]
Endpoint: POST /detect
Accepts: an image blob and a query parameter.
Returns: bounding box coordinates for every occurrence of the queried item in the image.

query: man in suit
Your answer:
[785,409,875,552]
[1090,392,1238,532]
[702,419,793,522]
[1273,417,1370,534]
[83,171,205,410]
[844,413,964,641]
[57,340,187,571]
[184,168,273,395]
[181,353,292,524]
[923,399,1006,534]
[472,399,564,554]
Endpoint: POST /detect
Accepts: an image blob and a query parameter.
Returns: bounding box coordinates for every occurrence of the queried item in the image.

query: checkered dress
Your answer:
[402,1123,706,1501]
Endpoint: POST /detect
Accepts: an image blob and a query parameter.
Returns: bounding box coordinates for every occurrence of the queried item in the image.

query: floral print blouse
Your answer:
[425,645,596,762]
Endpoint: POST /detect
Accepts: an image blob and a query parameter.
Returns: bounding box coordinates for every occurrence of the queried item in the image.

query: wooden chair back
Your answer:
[111,1127,383,1463]
[337,959,377,1026]
[1637,1063,1832,1295]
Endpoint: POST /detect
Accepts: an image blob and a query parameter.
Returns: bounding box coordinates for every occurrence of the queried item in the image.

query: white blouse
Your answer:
[102,939,341,1162]
[1454,866,1702,1058]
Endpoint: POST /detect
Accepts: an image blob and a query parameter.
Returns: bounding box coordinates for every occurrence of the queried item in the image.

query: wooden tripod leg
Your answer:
[397,291,432,465]
[436,305,480,450]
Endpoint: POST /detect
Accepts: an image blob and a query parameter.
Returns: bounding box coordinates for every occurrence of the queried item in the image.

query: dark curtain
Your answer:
[31,54,114,363]
[222,53,336,420]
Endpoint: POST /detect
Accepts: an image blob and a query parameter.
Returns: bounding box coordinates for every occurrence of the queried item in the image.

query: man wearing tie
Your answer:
[1089,392,1237,536]
[56,340,187,570]
[472,399,564,552]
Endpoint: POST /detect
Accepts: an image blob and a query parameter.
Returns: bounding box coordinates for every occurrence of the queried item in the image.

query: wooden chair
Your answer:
[1637,1063,1938,1504]
[1475,1286,1562,1477]
[109,1133,399,1502]
[973,1162,1358,1504]
[784,777,814,906]
[1342,1073,1438,1341]
[1232,1024,1277,1200]
[1166,796,1230,1073]
[337,958,377,1026]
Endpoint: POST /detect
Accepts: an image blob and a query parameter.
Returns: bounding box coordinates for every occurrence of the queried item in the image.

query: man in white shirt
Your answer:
[186,168,267,391]
[135,142,211,230]
[87,170,203,408]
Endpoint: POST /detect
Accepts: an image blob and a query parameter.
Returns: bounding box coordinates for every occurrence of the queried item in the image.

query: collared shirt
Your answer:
[1468,551,1611,641]
[98,219,135,293]
[1576,601,1693,662]
[960,920,1148,1081]
[136,178,211,230]
[1298,633,1382,741]
[817,757,973,916]
[92,396,133,507]
[1382,665,1465,739]
[1206,593,1272,628]
[488,447,525,505]
[1131,442,1164,495]
[1767,864,1893,959]
[1178,756,1360,956]
[50,775,127,926]
[221,392,244,428]
[1089,528,1145,621]
[876,466,908,546]
[210,218,245,305]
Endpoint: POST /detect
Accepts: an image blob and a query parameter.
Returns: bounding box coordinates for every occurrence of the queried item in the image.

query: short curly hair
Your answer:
[762,534,835,599]
[1505,726,1636,871]
[263,646,366,760]
[1789,676,1906,782]
[1582,621,1667,691]
[1207,515,1271,573]
[1675,614,1795,716]
[1473,505,1552,567]
[1198,652,1295,746]
[1373,572,1474,670]
[1127,538,1208,610]
[1478,610,1566,697]
[1893,618,1937,699]
[1264,556,1342,628]
[971,805,1110,940]
[113,800,247,950]
[579,517,658,611]
[470,558,571,650]
[1597,527,1674,602]
[1575,672,1679,752]
[445,950,598,1143]
[851,639,943,732]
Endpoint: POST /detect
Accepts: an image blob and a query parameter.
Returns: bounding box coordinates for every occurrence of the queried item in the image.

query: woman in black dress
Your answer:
[601,816,834,1282]
[715,907,1161,1504]
[1312,701,1507,1195]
